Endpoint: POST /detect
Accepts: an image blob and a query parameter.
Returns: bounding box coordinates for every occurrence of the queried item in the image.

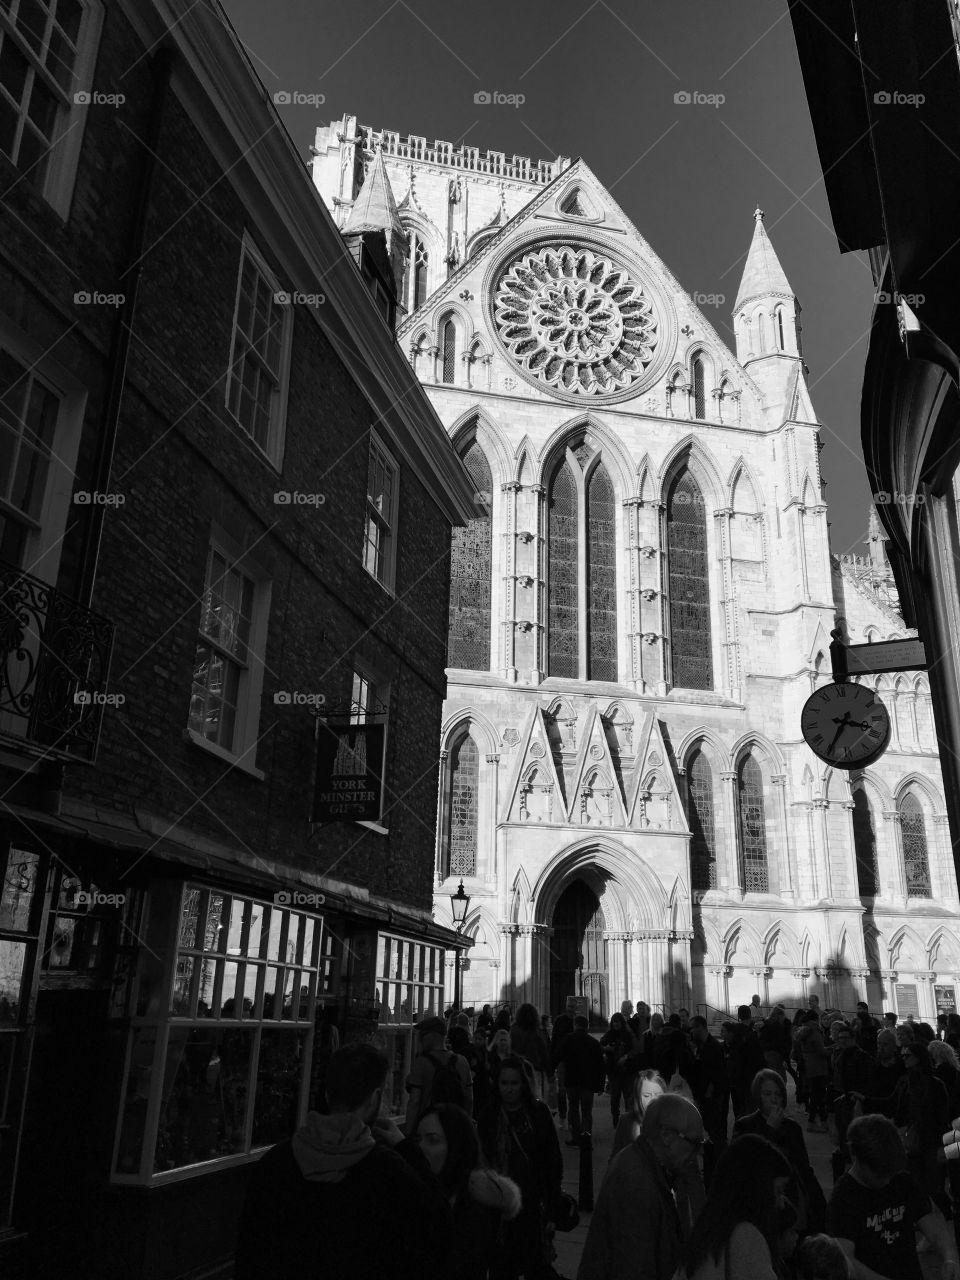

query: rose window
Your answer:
[494,246,659,396]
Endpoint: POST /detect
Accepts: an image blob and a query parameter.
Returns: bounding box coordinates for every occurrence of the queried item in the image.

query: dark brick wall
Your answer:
[0,0,452,915]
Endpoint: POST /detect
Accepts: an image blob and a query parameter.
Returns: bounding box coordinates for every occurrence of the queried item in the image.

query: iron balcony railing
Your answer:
[0,559,115,762]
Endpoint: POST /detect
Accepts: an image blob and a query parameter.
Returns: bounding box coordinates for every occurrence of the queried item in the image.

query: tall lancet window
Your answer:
[548,458,579,678]
[441,314,456,383]
[899,792,931,898]
[446,731,479,877]
[404,232,429,313]
[666,470,713,690]
[688,749,717,891]
[692,356,706,420]
[586,462,617,681]
[852,784,879,896]
[448,439,492,670]
[737,753,769,892]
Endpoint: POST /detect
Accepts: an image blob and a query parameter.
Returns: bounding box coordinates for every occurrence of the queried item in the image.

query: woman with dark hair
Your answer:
[450,1025,487,1120]
[854,1038,951,1211]
[510,1002,551,1099]
[477,1054,563,1280]
[600,1011,638,1126]
[679,1134,794,1280]
[733,1069,826,1232]
[416,1103,521,1280]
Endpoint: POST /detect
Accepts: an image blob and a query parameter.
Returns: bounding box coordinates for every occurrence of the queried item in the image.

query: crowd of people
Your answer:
[234,993,960,1280]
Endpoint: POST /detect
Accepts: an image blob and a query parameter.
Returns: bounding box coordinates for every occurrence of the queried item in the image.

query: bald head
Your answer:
[642,1093,705,1171]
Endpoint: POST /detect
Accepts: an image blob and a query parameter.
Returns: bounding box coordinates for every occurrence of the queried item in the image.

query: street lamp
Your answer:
[449,879,471,1010]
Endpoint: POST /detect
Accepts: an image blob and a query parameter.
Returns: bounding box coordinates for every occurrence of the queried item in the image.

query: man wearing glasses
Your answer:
[577,1093,706,1280]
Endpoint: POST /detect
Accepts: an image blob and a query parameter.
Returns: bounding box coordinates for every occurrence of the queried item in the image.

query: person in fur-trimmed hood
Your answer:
[235,1042,451,1280]
[416,1103,522,1280]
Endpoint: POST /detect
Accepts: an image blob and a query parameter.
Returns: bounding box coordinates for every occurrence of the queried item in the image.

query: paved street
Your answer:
[550,1078,951,1279]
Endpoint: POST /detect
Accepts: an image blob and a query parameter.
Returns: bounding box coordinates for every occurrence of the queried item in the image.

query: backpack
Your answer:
[424,1050,467,1110]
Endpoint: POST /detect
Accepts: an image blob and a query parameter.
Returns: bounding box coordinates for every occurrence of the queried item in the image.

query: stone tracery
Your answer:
[493,245,659,396]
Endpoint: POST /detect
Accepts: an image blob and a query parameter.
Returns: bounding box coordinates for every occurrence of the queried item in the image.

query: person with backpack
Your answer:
[405,1016,473,1132]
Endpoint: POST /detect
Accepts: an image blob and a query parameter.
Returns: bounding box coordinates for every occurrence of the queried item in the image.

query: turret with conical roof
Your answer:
[341,147,407,326]
[733,208,806,419]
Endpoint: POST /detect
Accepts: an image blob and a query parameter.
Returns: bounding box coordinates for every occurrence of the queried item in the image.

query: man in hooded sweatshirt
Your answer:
[235,1041,451,1279]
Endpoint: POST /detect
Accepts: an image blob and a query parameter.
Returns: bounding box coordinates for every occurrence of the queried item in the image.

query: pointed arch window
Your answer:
[852,785,879,896]
[441,314,456,383]
[692,356,706,420]
[776,309,785,350]
[448,439,492,670]
[445,731,479,876]
[548,458,579,678]
[899,792,931,898]
[547,444,619,681]
[688,749,717,891]
[737,753,768,892]
[666,470,713,690]
[586,462,617,680]
[404,231,429,313]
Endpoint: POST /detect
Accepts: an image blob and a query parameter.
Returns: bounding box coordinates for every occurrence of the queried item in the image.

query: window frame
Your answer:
[0,322,86,585]
[362,430,399,593]
[223,234,292,470]
[110,880,324,1185]
[185,531,271,777]
[349,663,390,831]
[0,0,103,218]
[374,931,444,1116]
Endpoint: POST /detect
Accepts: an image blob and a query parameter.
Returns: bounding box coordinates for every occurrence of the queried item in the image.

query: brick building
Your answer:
[315,118,960,1030]
[0,3,474,1277]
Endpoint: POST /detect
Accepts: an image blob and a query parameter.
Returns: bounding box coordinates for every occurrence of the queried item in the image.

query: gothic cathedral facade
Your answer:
[313,117,960,1023]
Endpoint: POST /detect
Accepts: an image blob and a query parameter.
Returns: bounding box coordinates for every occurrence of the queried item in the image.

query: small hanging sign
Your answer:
[312,722,385,823]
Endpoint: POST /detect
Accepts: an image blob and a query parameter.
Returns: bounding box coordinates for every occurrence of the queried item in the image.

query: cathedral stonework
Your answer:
[313,117,960,1023]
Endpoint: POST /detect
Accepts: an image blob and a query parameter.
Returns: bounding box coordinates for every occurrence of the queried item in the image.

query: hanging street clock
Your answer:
[800,681,892,769]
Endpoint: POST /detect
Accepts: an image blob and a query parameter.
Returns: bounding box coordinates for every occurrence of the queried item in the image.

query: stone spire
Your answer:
[342,147,407,294]
[734,207,794,314]
[733,209,805,418]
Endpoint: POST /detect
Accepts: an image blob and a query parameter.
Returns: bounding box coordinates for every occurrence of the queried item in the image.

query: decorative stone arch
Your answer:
[928,926,960,974]
[513,433,540,486]
[727,457,762,511]
[465,226,500,259]
[722,918,764,968]
[751,304,770,354]
[728,458,763,562]
[432,299,473,343]
[893,772,943,811]
[864,624,882,643]
[765,920,801,970]
[697,916,723,966]
[800,763,815,802]
[850,768,893,813]
[636,453,655,503]
[655,434,726,510]
[889,924,925,971]
[730,732,786,774]
[532,837,669,934]
[799,471,818,508]
[509,864,535,926]
[716,369,741,423]
[773,303,789,351]
[675,726,729,769]
[799,930,814,969]
[448,406,513,491]
[601,700,635,756]
[440,705,500,757]
[536,414,635,499]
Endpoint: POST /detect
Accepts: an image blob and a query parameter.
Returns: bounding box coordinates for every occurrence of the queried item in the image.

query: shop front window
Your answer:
[374,932,443,1117]
[113,882,322,1182]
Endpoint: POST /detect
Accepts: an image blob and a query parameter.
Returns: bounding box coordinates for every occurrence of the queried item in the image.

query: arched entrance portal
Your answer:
[550,880,607,1021]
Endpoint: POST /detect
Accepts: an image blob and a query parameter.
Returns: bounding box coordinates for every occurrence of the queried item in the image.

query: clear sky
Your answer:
[221,0,879,559]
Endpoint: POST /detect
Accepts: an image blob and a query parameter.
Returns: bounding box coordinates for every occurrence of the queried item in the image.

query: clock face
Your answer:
[801,682,891,769]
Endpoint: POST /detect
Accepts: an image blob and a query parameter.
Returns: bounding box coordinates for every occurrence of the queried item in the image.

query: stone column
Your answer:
[811,798,831,899]
[720,771,740,891]
[501,481,521,679]
[882,811,906,899]
[531,484,546,681]
[713,506,740,698]
[771,774,794,898]
[623,496,643,687]
[917,970,937,1021]
[427,344,440,384]
[435,748,450,885]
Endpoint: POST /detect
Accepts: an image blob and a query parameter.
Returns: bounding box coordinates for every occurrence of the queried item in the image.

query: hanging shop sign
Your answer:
[312,722,385,823]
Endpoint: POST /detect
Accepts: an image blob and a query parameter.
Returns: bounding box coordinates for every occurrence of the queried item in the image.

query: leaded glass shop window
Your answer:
[900,792,931,898]
[666,471,713,690]
[447,733,479,876]
[688,749,717,892]
[448,440,492,669]
[738,754,769,892]
[586,463,617,681]
[548,459,579,677]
